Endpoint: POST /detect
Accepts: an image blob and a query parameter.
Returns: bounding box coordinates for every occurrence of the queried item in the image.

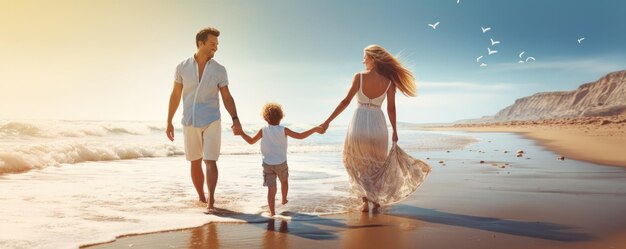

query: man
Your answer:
[166,27,242,212]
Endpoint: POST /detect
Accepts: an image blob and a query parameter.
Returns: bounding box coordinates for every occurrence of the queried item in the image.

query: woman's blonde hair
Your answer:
[262,102,284,125]
[364,45,417,97]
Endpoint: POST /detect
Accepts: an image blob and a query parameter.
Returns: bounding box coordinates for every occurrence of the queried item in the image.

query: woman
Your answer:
[321,45,431,212]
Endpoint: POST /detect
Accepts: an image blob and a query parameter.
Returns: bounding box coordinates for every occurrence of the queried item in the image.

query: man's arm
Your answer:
[219,86,241,134]
[285,126,323,140]
[166,82,183,141]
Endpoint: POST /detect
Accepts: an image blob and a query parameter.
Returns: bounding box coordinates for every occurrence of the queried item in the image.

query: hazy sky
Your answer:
[1,0,625,125]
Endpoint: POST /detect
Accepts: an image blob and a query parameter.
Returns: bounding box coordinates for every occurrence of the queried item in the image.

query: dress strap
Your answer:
[359,73,363,92]
[384,80,392,93]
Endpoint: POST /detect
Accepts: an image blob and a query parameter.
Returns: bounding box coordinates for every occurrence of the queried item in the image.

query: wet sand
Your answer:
[436,115,626,167]
[86,214,626,249]
[85,131,626,249]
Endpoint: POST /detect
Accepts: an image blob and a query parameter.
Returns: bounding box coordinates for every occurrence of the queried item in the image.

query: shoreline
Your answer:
[86,213,626,249]
[427,115,626,168]
[80,210,349,249]
[85,130,626,249]
[1,129,477,248]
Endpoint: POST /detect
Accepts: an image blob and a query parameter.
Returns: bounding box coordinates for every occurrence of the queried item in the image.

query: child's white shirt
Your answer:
[261,125,287,165]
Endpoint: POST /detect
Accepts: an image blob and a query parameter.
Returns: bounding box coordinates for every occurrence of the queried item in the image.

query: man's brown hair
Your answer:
[196,27,220,48]
[262,102,284,125]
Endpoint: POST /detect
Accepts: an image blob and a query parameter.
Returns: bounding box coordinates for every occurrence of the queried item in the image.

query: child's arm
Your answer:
[285,126,323,140]
[240,129,263,144]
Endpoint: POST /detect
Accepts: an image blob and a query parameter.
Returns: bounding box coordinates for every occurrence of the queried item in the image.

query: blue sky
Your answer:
[1,0,625,124]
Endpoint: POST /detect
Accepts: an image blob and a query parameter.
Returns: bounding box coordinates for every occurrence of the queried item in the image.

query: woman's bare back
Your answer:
[360,71,392,99]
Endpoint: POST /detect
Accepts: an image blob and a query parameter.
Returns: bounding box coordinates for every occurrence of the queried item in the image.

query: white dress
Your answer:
[343,73,432,205]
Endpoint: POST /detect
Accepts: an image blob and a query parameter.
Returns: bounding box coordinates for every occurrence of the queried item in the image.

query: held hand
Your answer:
[166,123,175,142]
[320,122,330,133]
[392,131,398,143]
[232,127,243,136]
[231,119,242,135]
[314,126,324,134]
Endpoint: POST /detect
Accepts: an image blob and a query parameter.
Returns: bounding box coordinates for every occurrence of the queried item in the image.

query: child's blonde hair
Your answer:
[262,102,284,125]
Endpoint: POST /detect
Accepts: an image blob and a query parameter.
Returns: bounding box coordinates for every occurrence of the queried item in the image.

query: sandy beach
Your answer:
[87,212,626,249]
[85,130,626,249]
[435,115,626,168]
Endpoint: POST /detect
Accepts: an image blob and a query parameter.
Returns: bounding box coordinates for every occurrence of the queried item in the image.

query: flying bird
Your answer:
[476,55,483,62]
[526,57,536,62]
[480,63,487,67]
[487,47,498,55]
[428,22,440,29]
[490,38,500,46]
[578,37,585,44]
[519,51,525,59]
[481,27,491,33]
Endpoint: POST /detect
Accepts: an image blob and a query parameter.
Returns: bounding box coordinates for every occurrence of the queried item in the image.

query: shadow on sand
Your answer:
[211,208,383,241]
[210,204,595,242]
[387,204,596,241]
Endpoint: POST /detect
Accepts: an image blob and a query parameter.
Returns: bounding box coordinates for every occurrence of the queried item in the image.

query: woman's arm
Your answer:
[386,85,398,142]
[321,73,360,130]
[285,126,323,140]
[240,129,263,144]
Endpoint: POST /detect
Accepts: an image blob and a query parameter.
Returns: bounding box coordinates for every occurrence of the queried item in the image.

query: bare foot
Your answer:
[203,207,216,215]
[199,196,207,203]
[269,211,276,217]
[361,202,369,212]
[207,198,215,209]
[282,199,288,205]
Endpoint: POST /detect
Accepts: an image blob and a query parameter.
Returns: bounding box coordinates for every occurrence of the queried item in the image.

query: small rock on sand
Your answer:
[480,160,485,164]
[517,150,524,154]
[438,160,445,164]
[503,150,509,154]
[558,156,565,161]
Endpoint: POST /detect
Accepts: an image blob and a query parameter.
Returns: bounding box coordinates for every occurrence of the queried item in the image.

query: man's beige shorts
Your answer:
[262,162,289,187]
[182,120,221,161]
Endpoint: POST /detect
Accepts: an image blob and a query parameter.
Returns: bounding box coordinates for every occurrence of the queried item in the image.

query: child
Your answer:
[236,102,323,216]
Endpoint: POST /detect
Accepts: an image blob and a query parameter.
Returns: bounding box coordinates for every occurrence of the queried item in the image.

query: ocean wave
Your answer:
[0,120,326,139]
[0,120,167,138]
[0,141,340,175]
[0,142,184,175]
